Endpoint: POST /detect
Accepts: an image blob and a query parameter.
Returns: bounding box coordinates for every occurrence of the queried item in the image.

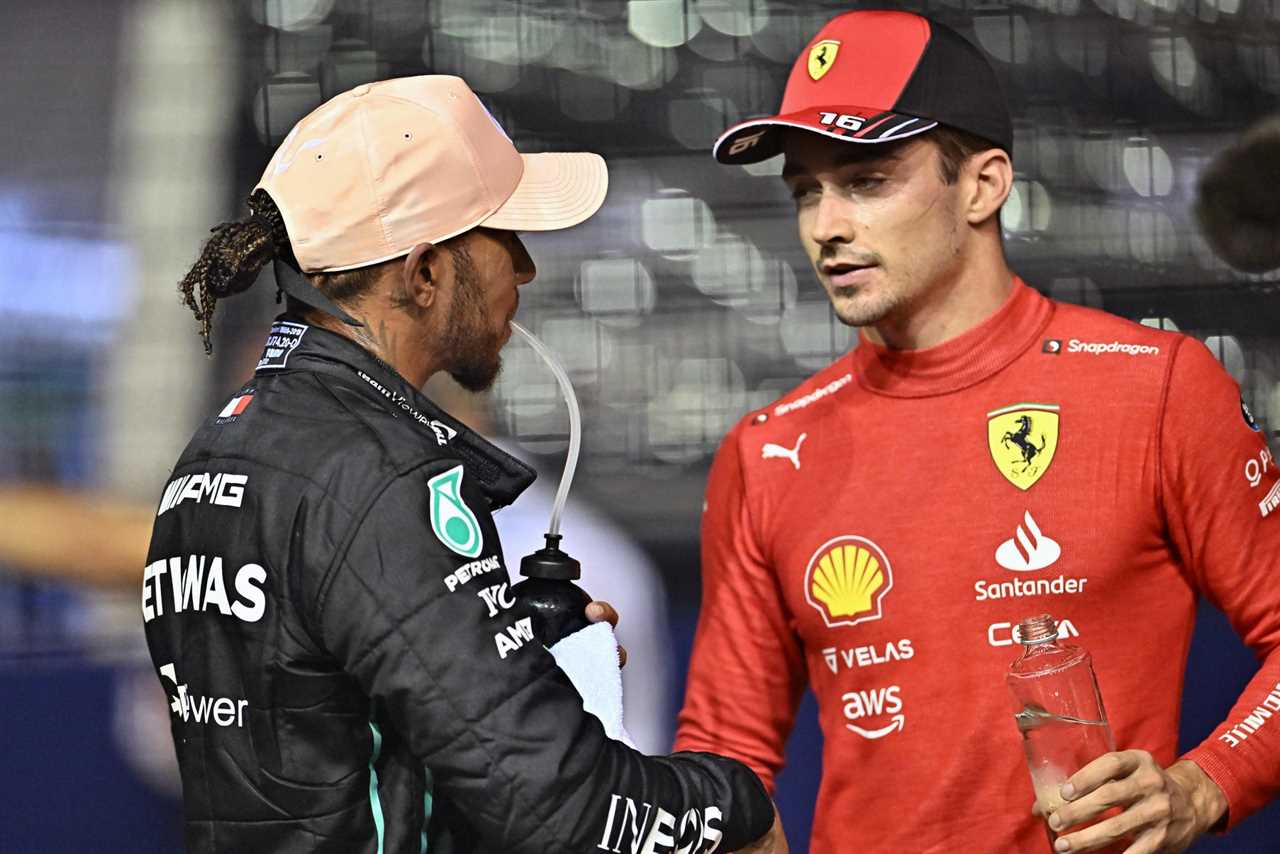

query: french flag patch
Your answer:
[218,392,254,421]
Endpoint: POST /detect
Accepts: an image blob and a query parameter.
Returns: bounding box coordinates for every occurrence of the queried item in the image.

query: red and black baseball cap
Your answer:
[714,10,1012,164]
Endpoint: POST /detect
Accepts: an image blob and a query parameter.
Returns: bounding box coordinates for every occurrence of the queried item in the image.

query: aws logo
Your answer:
[804,536,893,629]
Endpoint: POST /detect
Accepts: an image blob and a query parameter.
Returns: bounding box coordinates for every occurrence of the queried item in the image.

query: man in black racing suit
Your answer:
[144,75,782,853]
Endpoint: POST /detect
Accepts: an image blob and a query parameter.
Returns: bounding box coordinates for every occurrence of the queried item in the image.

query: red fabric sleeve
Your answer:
[1161,338,1280,828]
[674,421,807,792]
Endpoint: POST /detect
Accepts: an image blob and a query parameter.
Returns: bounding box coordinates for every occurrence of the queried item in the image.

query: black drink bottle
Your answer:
[511,533,591,647]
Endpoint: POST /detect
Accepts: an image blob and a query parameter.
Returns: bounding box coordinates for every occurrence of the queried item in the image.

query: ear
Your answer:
[966,148,1014,226]
[400,242,440,310]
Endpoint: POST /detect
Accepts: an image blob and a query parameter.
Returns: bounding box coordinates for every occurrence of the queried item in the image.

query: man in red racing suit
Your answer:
[677,9,1280,853]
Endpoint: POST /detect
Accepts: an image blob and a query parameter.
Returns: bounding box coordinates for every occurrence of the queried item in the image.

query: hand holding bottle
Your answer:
[585,600,627,667]
[1007,614,1227,852]
[1036,753,1226,853]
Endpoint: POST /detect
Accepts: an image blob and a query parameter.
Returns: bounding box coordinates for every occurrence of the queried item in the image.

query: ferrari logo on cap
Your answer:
[808,39,840,81]
[987,403,1060,491]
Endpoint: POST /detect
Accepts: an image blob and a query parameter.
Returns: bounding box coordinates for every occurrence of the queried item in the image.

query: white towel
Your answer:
[548,621,637,749]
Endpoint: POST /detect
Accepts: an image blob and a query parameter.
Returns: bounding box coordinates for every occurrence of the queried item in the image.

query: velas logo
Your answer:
[807,39,840,81]
[821,639,914,675]
[987,403,1060,491]
[804,536,893,629]
[428,465,484,558]
[1042,339,1062,355]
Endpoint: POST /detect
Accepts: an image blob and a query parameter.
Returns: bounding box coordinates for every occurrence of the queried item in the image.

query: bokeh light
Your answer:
[629,0,703,48]
[576,257,657,325]
[641,189,718,258]
[696,0,770,38]
[250,0,335,32]
[779,300,858,370]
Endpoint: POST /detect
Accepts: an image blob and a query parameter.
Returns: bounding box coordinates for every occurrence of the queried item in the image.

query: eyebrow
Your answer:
[781,147,905,181]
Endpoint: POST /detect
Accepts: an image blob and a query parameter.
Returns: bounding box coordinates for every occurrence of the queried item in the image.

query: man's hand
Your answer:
[585,600,627,667]
[1043,753,1226,852]
[737,806,788,854]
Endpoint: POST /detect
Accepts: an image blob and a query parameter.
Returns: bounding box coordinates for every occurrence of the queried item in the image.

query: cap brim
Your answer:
[483,151,609,232]
[713,107,938,165]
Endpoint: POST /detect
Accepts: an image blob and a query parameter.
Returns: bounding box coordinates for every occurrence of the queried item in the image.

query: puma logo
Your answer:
[761,433,807,470]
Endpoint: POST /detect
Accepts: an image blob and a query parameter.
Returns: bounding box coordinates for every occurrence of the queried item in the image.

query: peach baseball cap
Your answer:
[255,75,608,273]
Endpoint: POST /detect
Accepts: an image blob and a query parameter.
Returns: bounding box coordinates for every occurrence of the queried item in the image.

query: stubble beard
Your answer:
[828,281,907,328]
[441,243,504,392]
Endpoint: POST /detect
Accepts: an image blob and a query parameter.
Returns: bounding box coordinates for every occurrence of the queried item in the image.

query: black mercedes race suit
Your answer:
[142,317,772,853]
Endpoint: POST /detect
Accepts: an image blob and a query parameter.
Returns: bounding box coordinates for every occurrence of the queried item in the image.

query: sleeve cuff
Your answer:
[1181,744,1246,832]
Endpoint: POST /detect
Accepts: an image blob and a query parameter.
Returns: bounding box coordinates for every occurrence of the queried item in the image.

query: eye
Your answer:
[788,183,820,204]
[846,175,885,191]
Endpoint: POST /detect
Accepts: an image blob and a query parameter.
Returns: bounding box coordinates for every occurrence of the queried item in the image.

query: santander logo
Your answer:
[995,511,1061,571]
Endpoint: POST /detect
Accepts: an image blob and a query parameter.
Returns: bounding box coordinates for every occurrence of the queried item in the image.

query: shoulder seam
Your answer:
[730,424,771,570]
[1154,335,1188,535]
[171,452,362,518]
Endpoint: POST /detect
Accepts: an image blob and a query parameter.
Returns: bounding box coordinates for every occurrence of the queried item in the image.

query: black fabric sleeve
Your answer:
[313,459,773,853]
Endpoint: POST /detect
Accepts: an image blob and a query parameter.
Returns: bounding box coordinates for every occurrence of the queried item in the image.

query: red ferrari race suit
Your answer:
[676,279,1280,852]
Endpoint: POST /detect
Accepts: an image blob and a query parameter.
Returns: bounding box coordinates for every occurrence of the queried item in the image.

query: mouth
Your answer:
[821,261,878,288]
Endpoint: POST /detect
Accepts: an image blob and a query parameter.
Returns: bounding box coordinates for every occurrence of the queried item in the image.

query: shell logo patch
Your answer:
[804,536,893,629]
[987,403,1060,491]
[807,39,840,81]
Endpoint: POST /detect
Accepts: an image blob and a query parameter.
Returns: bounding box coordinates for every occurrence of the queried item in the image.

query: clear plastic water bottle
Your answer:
[1007,614,1116,846]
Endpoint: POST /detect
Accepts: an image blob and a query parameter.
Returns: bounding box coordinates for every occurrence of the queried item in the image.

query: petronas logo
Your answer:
[428,465,483,558]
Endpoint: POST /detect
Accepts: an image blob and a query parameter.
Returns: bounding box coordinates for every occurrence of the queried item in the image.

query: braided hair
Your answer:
[178,189,290,354]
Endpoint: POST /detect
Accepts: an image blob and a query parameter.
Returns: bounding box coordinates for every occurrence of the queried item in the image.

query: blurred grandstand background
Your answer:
[2,0,1278,851]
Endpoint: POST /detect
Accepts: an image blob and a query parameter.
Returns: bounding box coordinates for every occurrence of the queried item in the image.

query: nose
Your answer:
[809,189,855,247]
[511,233,536,286]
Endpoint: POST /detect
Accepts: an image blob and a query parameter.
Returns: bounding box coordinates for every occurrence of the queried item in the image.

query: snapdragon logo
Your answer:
[773,373,853,417]
[159,663,247,728]
[1066,339,1160,356]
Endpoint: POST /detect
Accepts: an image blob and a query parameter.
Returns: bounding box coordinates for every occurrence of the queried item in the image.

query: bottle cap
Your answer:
[519,533,582,580]
[1016,614,1059,645]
